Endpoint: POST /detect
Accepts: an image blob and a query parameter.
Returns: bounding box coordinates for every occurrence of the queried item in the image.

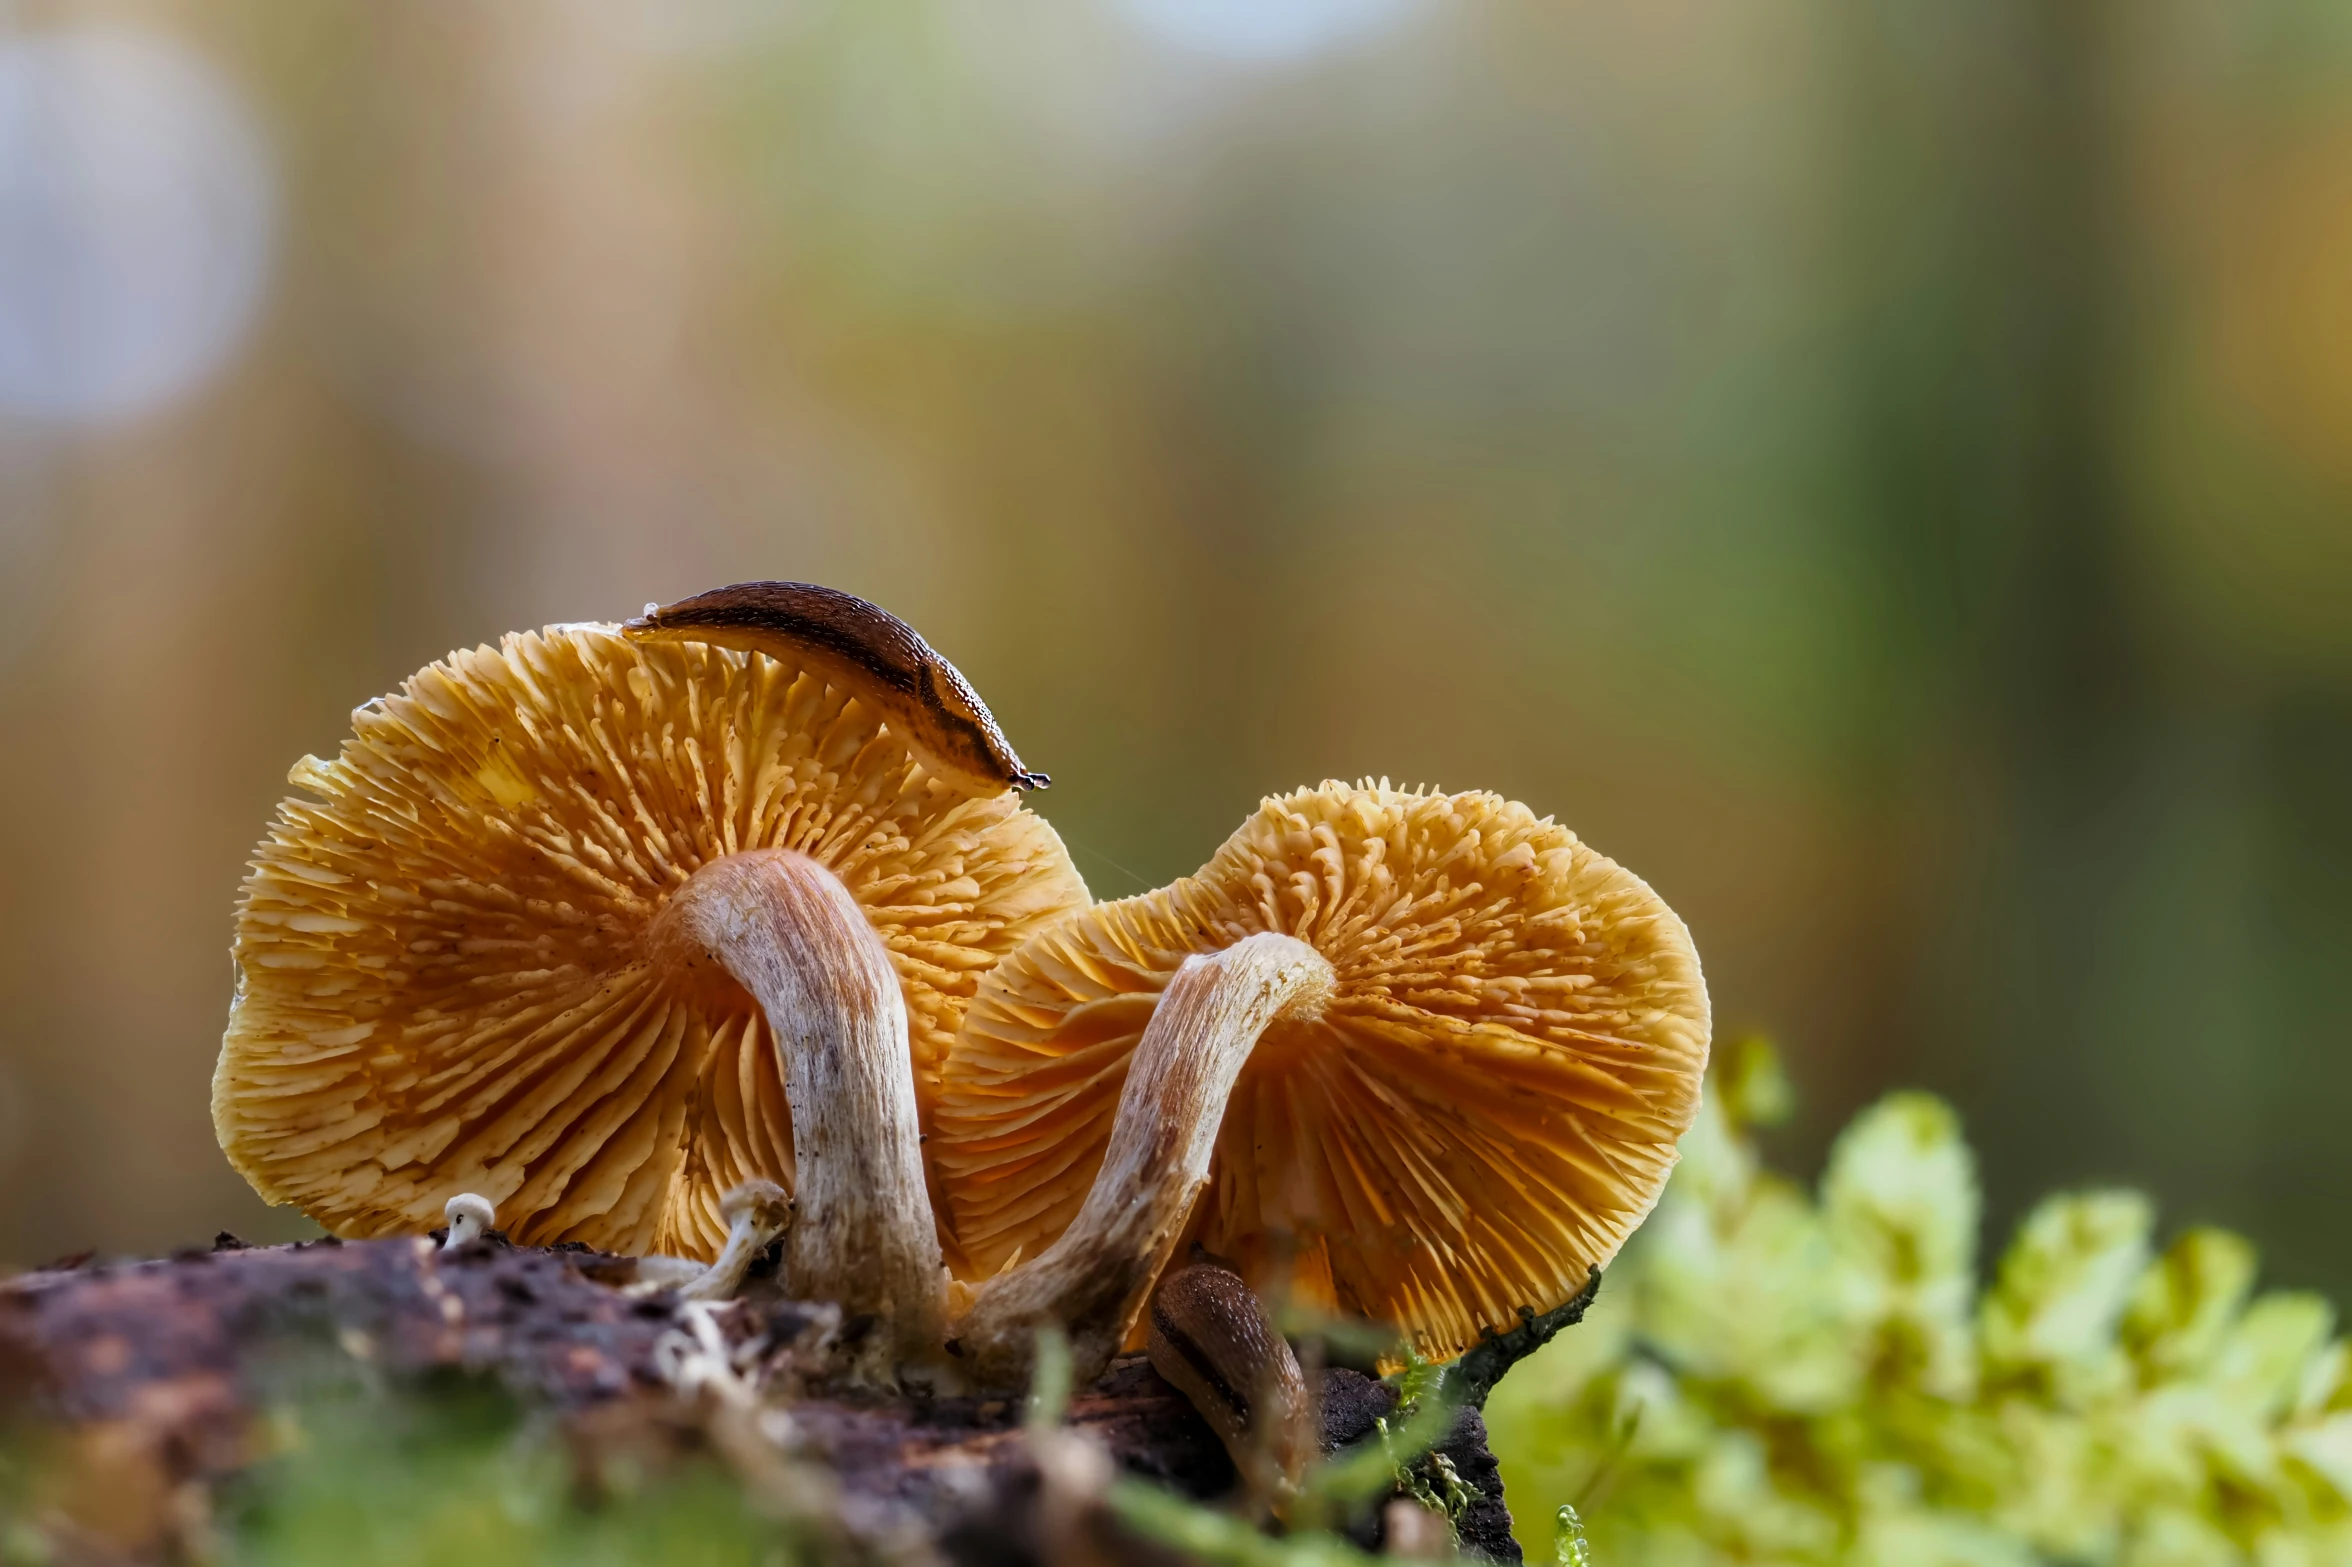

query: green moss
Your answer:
[1487,1044,2352,1566]
[217,1379,814,1567]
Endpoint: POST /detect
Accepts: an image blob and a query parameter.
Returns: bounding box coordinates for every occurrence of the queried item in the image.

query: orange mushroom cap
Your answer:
[932,781,1709,1361]
[215,624,1086,1258]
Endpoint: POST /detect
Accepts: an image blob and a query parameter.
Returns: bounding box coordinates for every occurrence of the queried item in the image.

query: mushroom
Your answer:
[933,781,1709,1384]
[215,600,1088,1372]
[678,1178,793,1302]
[441,1192,496,1249]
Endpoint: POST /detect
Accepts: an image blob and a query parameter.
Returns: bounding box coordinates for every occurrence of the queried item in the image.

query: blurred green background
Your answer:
[0,0,2346,1302]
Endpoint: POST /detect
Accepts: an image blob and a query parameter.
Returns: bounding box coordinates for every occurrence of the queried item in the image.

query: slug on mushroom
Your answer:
[933,781,1711,1393]
[625,581,1050,795]
[214,596,1087,1379]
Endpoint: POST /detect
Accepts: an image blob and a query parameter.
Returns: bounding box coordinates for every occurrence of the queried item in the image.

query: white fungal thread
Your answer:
[622,1255,707,1295]
[654,1299,761,1409]
[410,1236,466,1330]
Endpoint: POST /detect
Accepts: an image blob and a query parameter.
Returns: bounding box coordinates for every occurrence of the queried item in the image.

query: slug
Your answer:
[623,581,1049,797]
[1148,1263,1310,1514]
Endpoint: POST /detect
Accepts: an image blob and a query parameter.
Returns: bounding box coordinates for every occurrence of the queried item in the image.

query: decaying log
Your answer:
[0,1237,1523,1563]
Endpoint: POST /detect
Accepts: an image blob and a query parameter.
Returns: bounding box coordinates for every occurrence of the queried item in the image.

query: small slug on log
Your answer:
[624,581,1049,797]
[1147,1263,1310,1514]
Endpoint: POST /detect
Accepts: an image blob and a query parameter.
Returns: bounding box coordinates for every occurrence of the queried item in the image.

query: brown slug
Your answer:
[1148,1262,1310,1515]
[623,581,1049,797]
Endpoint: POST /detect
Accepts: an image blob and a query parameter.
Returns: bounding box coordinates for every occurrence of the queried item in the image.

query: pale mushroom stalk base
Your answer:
[949,933,1335,1388]
[655,850,945,1372]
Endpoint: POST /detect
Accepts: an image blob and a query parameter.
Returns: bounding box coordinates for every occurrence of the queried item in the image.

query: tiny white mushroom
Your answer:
[679,1179,794,1303]
[442,1192,496,1249]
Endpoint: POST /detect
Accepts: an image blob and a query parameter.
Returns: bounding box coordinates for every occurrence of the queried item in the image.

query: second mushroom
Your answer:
[932,781,1712,1387]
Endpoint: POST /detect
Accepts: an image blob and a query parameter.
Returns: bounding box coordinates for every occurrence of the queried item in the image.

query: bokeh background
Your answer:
[0,0,2347,1302]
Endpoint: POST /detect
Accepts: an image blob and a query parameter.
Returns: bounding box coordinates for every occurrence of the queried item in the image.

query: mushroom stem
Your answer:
[951,932,1334,1386]
[657,850,944,1369]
